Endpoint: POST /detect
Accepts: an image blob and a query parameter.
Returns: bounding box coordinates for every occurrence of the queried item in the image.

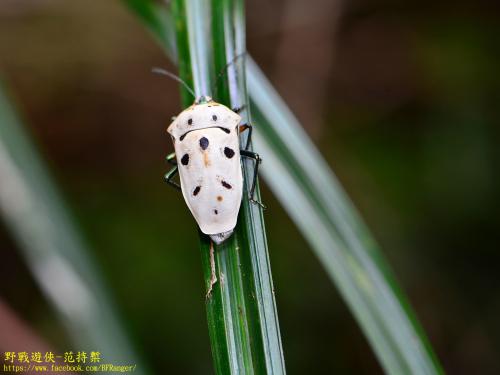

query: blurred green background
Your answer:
[0,0,499,374]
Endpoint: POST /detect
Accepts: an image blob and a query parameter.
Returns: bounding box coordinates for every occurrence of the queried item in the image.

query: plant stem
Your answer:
[171,0,286,373]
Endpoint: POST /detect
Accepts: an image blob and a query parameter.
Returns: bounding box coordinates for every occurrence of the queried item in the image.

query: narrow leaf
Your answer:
[169,0,286,373]
[0,82,146,372]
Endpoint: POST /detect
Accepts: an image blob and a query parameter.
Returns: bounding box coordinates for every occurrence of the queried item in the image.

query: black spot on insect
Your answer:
[221,180,232,189]
[214,209,218,215]
[188,118,193,125]
[181,154,189,165]
[200,137,209,150]
[193,186,201,196]
[212,114,218,121]
[224,147,235,158]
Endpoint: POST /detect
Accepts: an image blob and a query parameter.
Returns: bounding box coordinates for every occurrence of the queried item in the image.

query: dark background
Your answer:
[0,0,499,373]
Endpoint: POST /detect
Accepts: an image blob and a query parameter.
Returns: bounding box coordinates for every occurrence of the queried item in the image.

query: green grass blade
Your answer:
[124,1,443,374]
[0,82,146,372]
[124,0,177,58]
[169,0,286,373]
[247,59,443,375]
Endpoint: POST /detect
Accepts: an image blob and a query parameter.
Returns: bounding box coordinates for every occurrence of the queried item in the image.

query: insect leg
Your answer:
[164,165,181,190]
[240,149,266,209]
[239,123,253,151]
[232,105,246,114]
[166,152,177,166]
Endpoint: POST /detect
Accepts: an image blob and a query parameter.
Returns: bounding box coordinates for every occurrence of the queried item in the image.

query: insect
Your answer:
[160,73,264,245]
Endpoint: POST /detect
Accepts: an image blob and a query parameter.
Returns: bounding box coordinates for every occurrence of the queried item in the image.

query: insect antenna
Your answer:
[152,67,196,99]
[211,52,247,101]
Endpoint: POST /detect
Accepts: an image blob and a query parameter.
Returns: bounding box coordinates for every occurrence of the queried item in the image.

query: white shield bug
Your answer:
[163,94,264,245]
